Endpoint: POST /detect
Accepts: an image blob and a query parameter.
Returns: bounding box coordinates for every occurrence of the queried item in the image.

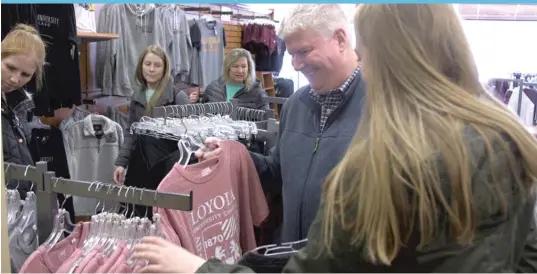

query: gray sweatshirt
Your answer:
[103,4,166,97]
[60,114,124,216]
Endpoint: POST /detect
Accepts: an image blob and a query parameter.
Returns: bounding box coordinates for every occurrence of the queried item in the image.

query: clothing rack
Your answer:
[4,161,194,245]
[491,78,536,116]
[152,99,279,124]
[232,14,278,23]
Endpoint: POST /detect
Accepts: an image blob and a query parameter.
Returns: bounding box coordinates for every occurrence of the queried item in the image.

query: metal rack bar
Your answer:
[44,174,193,211]
[263,96,287,106]
[3,162,43,186]
[257,119,279,149]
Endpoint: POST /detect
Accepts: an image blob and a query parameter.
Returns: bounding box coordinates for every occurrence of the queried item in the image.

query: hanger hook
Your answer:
[141,188,150,218]
[60,193,69,209]
[130,187,137,219]
[24,165,31,177]
[54,177,62,189]
[5,162,12,176]
[94,182,102,214]
[88,181,96,191]
[118,185,125,196]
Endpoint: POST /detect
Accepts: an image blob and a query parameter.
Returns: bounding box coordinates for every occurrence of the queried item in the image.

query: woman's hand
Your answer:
[189,91,199,103]
[54,104,76,121]
[113,166,125,184]
[194,137,223,161]
[134,236,207,273]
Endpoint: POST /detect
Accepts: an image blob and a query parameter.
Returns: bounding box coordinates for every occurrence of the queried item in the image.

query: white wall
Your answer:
[461,20,537,81]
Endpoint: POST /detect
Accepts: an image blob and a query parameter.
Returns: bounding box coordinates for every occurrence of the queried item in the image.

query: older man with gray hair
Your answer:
[195,4,364,243]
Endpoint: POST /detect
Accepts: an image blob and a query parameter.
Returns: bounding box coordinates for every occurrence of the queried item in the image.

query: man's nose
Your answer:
[292,57,303,71]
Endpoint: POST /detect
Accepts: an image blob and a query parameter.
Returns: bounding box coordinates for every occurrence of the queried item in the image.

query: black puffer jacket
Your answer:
[202,76,269,110]
[2,89,36,199]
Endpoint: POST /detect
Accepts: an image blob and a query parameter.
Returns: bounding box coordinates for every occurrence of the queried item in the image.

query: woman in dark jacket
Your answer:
[133,4,537,273]
[2,24,47,199]
[113,45,189,217]
[200,48,269,110]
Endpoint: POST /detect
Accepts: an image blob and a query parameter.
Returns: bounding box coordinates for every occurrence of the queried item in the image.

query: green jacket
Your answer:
[197,127,537,273]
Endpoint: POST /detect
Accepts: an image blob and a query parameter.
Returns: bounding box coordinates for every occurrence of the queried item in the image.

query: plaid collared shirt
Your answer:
[309,68,360,132]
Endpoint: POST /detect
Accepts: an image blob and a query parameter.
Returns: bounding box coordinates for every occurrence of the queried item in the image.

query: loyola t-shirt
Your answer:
[155,140,269,263]
[225,83,244,102]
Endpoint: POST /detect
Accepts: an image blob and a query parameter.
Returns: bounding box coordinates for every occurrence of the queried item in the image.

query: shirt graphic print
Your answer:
[192,190,241,263]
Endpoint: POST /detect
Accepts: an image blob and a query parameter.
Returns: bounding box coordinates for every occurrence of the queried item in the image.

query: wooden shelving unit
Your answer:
[77,32,119,100]
[256,71,278,118]
[77,31,119,43]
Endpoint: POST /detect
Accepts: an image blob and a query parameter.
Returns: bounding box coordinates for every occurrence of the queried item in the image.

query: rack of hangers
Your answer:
[3,161,193,245]
[232,14,279,24]
[151,98,280,124]
[4,162,48,242]
[490,78,536,116]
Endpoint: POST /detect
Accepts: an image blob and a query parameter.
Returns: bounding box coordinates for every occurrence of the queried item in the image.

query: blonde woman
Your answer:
[2,24,50,200]
[113,45,189,187]
[132,5,537,273]
[200,48,269,110]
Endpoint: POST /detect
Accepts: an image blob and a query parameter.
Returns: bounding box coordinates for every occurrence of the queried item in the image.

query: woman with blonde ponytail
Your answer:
[2,24,47,201]
[130,4,537,273]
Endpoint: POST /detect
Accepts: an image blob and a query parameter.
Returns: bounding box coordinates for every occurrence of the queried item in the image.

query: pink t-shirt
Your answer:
[19,222,90,273]
[76,245,104,273]
[108,246,133,273]
[95,242,127,273]
[156,140,269,264]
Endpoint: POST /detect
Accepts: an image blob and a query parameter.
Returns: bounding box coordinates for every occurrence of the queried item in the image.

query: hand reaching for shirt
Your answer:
[194,137,223,161]
[133,236,206,273]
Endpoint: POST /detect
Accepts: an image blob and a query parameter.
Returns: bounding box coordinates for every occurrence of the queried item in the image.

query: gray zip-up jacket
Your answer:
[250,72,365,242]
[202,77,269,110]
[115,80,189,167]
[2,89,36,200]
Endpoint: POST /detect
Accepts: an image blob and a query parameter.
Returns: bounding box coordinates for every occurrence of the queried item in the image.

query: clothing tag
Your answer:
[93,124,104,138]
[201,167,212,177]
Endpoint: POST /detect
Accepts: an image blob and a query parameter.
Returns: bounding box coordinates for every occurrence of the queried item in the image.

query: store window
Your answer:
[462,20,537,81]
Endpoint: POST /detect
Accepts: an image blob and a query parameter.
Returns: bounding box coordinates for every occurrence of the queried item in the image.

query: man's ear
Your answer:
[333,29,348,51]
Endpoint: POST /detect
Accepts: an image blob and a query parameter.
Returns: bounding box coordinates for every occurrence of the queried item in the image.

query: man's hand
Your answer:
[194,137,223,161]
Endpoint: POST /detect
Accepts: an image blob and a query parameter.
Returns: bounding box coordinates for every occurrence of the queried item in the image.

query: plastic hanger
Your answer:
[251,238,308,257]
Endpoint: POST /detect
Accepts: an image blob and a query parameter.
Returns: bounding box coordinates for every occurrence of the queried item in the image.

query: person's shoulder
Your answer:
[285,84,310,103]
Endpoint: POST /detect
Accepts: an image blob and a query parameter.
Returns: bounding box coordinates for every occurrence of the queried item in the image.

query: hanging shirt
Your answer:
[225,83,244,102]
[156,141,269,264]
[189,19,226,88]
[145,89,156,103]
[34,4,81,116]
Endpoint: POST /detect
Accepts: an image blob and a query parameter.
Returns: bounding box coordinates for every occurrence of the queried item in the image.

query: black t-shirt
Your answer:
[33,4,81,116]
[255,37,286,73]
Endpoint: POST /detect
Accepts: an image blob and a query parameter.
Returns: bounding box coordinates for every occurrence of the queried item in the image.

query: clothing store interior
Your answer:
[1,3,537,273]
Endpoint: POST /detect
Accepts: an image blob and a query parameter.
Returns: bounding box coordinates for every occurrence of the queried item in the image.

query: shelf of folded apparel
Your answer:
[256,71,278,119]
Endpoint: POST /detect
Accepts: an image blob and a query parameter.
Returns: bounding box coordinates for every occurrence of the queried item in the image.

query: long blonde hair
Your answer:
[322,4,537,265]
[1,24,46,90]
[135,45,171,115]
[223,48,256,91]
